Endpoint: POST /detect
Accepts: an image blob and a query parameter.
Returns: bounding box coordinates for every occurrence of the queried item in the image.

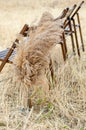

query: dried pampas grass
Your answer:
[13,12,64,90]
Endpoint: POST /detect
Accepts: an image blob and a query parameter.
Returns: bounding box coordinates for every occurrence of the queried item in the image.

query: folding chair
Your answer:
[54,1,85,61]
[0,24,33,108]
[0,24,29,72]
[54,4,77,61]
[64,1,85,59]
[63,4,77,60]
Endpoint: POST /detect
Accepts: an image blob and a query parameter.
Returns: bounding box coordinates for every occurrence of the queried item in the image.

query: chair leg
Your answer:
[61,43,66,61]
[77,13,85,52]
[68,19,75,54]
[27,99,32,109]
[72,18,80,57]
[62,32,68,58]
[49,58,54,82]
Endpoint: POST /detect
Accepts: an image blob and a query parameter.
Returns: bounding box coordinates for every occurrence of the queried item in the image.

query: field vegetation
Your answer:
[0,0,86,130]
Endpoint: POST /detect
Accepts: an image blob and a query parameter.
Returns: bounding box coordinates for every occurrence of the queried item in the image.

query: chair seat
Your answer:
[0,48,16,63]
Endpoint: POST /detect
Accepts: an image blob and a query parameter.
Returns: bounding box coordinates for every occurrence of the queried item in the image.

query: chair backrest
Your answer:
[64,1,84,28]
[0,24,29,72]
[64,4,77,26]
[54,8,69,21]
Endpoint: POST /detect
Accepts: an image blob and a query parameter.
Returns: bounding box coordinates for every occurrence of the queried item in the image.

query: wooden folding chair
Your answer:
[55,1,85,61]
[54,4,77,61]
[63,4,77,60]
[0,24,33,108]
[64,1,85,59]
[0,24,29,72]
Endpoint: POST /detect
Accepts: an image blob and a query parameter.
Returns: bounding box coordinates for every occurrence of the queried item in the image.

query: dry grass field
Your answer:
[0,0,86,130]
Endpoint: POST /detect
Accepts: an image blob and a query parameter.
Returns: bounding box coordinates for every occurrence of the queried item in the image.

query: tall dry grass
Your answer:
[0,0,86,130]
[0,54,86,130]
